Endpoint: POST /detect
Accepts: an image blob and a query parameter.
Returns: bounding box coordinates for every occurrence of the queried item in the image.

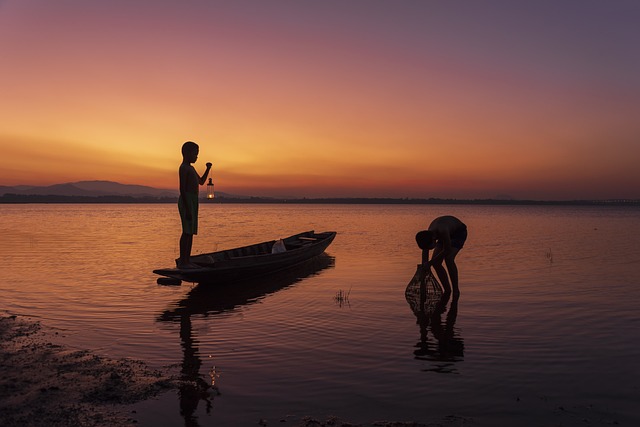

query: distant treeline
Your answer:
[1,193,638,206]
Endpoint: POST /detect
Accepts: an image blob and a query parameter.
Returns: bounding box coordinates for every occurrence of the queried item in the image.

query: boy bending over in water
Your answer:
[415,215,467,298]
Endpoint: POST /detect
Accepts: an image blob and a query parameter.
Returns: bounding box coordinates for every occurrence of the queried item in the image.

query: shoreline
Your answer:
[0,314,180,427]
[1,194,638,206]
[1,314,630,426]
[1,314,465,427]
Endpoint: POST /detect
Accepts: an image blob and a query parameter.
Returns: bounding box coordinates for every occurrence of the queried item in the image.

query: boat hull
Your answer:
[153,230,336,284]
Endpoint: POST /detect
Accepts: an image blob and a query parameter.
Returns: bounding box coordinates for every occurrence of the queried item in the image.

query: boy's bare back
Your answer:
[429,215,465,235]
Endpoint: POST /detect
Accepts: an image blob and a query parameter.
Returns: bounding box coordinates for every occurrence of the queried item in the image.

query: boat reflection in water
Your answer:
[405,265,464,373]
[157,253,335,427]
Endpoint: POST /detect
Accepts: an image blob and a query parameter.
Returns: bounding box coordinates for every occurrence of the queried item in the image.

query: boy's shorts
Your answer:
[436,225,467,251]
[178,193,199,235]
[450,226,468,250]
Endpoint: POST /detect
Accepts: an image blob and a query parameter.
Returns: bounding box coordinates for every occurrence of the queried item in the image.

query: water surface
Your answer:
[1,204,639,426]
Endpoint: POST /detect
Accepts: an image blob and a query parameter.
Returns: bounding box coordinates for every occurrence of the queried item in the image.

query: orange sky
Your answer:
[1,1,639,200]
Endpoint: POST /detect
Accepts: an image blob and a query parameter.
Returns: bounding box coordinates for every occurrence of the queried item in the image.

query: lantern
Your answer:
[206,178,214,199]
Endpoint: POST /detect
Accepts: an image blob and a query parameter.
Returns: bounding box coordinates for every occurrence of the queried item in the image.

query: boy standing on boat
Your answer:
[178,141,212,269]
[415,215,467,298]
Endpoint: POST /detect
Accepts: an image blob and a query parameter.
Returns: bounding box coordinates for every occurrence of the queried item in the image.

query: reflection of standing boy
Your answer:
[415,215,467,298]
[178,141,212,269]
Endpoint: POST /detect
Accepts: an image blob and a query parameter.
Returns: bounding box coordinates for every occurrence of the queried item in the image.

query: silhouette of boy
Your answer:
[415,215,467,298]
[178,141,212,269]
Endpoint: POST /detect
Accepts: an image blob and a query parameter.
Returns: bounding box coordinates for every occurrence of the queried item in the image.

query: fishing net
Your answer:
[405,264,443,316]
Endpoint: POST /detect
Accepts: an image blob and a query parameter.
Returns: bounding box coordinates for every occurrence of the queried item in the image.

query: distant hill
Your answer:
[0,181,176,198]
[0,180,245,199]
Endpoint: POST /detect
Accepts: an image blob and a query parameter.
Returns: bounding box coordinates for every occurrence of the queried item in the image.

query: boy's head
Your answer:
[181,141,199,162]
[415,230,436,250]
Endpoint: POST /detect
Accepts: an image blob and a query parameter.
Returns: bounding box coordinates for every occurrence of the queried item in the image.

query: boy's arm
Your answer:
[198,162,213,185]
[419,248,431,278]
[421,249,430,266]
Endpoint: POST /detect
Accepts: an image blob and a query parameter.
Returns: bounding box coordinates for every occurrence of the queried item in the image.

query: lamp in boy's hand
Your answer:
[207,178,215,199]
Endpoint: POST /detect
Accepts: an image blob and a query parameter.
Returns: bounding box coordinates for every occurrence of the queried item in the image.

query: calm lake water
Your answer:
[1,203,639,426]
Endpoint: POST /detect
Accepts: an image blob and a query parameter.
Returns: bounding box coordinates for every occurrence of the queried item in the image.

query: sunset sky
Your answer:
[1,1,639,200]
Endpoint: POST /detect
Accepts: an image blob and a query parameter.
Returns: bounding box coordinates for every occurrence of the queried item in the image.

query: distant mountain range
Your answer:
[0,180,244,199]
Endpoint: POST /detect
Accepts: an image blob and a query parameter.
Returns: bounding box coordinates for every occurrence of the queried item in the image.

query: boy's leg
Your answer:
[431,247,452,294]
[444,248,461,297]
[179,232,194,267]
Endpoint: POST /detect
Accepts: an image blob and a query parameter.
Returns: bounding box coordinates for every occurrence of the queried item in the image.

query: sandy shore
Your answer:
[1,314,467,427]
[0,314,182,427]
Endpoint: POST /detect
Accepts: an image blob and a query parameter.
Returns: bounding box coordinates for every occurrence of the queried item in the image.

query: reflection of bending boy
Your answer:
[178,141,212,269]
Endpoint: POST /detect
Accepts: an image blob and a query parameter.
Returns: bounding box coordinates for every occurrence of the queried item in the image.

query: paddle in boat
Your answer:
[154,230,336,285]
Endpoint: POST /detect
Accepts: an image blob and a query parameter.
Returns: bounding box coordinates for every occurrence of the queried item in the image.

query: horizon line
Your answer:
[1,193,638,206]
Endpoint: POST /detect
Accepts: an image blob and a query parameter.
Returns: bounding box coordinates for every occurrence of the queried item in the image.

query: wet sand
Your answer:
[0,314,180,427]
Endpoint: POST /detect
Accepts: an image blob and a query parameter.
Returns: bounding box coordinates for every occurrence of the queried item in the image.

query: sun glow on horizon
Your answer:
[1,1,639,200]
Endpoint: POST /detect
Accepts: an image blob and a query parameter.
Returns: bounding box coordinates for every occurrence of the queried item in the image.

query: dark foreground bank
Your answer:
[0,314,181,427]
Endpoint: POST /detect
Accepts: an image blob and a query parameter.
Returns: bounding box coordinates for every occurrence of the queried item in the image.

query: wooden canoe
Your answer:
[153,230,336,284]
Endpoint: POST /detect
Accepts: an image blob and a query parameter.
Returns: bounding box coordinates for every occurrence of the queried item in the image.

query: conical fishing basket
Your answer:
[405,264,443,316]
